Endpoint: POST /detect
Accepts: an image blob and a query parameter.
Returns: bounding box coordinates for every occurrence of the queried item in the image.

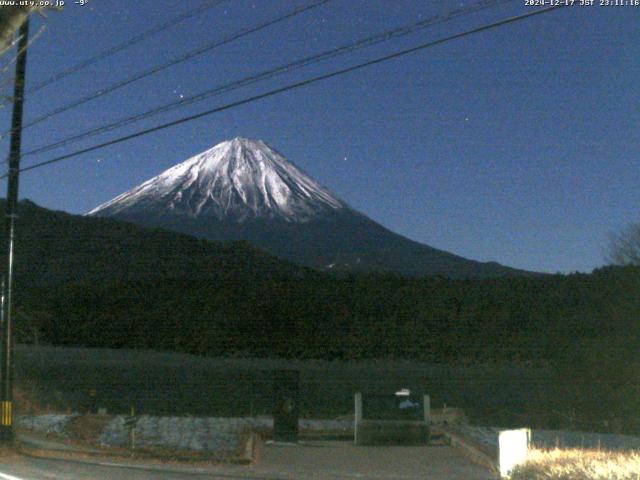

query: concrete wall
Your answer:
[99,416,260,452]
[450,425,640,453]
[16,414,76,435]
[17,414,354,453]
[356,420,430,446]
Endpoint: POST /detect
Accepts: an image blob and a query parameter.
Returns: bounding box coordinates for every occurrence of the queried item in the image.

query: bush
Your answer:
[511,448,640,480]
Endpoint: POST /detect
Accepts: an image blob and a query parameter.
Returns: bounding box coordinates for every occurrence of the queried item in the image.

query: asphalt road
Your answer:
[0,442,495,479]
[0,455,251,479]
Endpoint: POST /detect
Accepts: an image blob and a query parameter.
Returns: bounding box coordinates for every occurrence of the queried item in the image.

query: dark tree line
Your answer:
[5,200,640,431]
[16,266,640,366]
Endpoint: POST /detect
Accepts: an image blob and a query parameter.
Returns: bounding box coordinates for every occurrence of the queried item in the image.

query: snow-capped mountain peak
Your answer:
[88,137,346,222]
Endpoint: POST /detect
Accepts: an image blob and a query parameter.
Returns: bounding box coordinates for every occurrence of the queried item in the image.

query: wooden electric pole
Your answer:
[0,16,29,444]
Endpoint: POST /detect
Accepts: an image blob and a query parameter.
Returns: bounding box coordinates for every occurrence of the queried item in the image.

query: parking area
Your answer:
[247,440,495,480]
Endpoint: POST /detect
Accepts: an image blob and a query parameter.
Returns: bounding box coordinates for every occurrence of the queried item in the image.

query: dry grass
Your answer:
[65,414,113,443]
[510,448,640,480]
[15,376,71,414]
[14,375,48,414]
[0,445,18,459]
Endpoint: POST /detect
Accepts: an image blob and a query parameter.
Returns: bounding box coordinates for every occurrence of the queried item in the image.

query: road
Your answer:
[0,455,245,479]
[0,442,495,479]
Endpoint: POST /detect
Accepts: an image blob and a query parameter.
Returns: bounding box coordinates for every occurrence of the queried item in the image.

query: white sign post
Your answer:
[498,428,530,478]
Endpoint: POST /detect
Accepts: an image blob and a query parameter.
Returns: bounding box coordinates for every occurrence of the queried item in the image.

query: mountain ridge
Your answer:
[89,137,533,278]
[89,137,346,223]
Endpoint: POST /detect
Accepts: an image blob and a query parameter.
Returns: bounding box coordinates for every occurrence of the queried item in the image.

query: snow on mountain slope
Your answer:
[88,137,346,223]
[88,137,531,277]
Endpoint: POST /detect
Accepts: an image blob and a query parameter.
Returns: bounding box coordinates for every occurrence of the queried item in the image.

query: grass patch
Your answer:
[511,448,640,480]
[65,414,112,444]
[14,345,550,423]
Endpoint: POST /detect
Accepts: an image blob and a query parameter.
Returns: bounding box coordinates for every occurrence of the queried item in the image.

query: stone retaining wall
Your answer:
[17,414,353,453]
[16,414,76,435]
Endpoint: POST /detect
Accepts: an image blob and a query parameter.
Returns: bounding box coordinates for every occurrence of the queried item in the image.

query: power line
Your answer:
[6,5,566,180]
[25,0,228,95]
[1,0,331,138]
[0,25,45,78]
[24,0,514,158]
[0,24,46,110]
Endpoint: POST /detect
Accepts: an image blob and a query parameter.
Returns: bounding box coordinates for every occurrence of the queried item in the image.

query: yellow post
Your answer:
[0,401,11,427]
[130,406,135,453]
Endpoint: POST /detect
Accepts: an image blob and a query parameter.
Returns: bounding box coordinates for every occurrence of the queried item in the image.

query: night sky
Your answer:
[0,0,637,274]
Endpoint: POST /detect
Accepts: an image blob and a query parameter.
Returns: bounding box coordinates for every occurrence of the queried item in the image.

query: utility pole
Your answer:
[0,17,29,444]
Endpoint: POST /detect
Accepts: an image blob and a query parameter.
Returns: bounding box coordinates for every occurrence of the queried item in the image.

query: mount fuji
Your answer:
[88,137,527,277]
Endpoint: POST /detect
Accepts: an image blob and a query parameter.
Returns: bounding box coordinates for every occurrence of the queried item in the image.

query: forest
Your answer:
[6,200,640,430]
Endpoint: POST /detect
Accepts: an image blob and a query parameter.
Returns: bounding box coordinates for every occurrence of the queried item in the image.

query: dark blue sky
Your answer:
[1,0,638,273]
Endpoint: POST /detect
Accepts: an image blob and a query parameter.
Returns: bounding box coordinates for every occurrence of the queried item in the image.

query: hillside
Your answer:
[1,200,633,361]
[3,198,640,431]
[4,199,304,290]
